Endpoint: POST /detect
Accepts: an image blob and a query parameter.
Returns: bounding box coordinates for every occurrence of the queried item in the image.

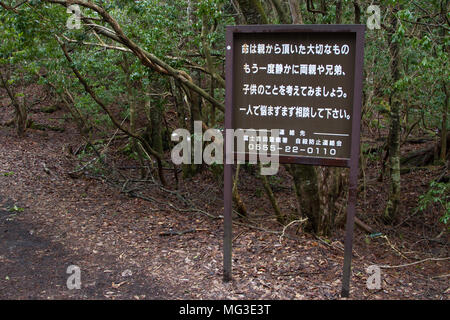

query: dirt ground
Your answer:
[0,85,448,300]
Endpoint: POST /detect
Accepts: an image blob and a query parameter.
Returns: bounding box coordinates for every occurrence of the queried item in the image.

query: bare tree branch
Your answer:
[45,0,225,112]
[55,35,167,184]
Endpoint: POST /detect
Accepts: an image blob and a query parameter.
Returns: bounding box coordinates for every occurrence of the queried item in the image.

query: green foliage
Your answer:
[417,181,450,226]
[121,141,139,160]
[8,205,24,212]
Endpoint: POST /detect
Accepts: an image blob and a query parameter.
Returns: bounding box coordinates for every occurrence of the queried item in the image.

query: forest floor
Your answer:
[0,83,448,300]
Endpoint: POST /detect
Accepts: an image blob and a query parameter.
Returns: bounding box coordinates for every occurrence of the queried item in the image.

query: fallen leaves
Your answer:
[111,281,127,289]
[121,269,132,277]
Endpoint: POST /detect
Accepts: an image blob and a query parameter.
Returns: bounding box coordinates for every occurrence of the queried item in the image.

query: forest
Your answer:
[0,0,448,300]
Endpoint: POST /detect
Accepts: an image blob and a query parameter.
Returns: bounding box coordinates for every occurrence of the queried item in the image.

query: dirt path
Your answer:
[0,128,171,299]
[0,198,70,299]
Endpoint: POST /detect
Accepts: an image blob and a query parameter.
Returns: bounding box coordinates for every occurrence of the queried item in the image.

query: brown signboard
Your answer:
[224,25,365,298]
[226,25,364,167]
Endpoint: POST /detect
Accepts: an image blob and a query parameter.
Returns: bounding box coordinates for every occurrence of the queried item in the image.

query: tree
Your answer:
[384,6,402,223]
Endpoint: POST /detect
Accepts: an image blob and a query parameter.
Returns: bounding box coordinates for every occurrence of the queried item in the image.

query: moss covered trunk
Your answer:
[384,10,402,223]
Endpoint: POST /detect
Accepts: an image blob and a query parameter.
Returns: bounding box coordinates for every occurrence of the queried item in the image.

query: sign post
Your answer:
[224,25,365,297]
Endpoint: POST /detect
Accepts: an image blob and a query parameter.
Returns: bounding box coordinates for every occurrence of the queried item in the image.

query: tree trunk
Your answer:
[15,99,27,136]
[169,78,188,129]
[271,0,291,24]
[335,0,343,24]
[353,1,361,24]
[259,163,284,224]
[441,81,448,162]
[233,164,248,218]
[288,0,303,24]
[384,10,402,223]
[0,68,27,136]
[121,54,147,178]
[319,167,346,236]
[236,0,269,24]
[149,98,164,155]
[290,164,321,233]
